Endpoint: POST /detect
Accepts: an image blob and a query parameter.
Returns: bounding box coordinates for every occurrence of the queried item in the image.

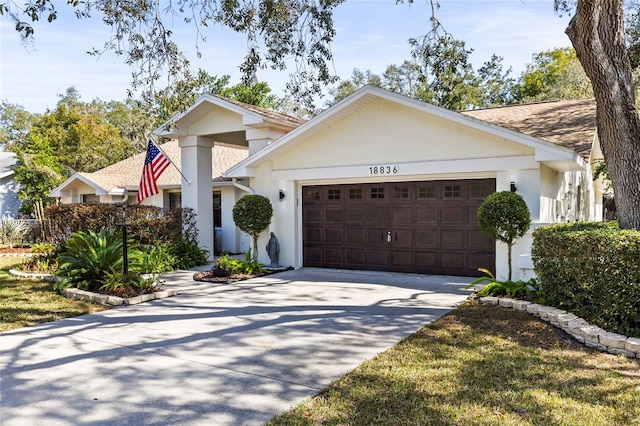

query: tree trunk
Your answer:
[566,0,640,229]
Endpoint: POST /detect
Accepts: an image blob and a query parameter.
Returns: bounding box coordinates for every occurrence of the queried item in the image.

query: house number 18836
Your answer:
[369,164,399,175]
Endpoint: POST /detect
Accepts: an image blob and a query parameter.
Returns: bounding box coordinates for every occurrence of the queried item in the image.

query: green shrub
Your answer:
[532,222,640,337]
[140,242,177,274]
[55,229,143,293]
[215,249,263,275]
[30,243,56,254]
[168,239,209,269]
[232,195,273,260]
[466,268,537,298]
[477,191,531,281]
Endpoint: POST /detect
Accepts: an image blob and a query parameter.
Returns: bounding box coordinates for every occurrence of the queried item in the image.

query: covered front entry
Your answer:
[302,179,496,276]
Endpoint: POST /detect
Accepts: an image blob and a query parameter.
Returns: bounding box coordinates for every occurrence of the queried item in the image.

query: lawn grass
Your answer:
[269,301,640,426]
[0,256,108,332]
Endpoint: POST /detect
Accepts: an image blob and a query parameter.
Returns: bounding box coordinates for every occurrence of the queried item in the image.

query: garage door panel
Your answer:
[368,249,388,267]
[368,207,389,223]
[416,208,437,223]
[325,228,343,244]
[392,207,412,224]
[346,249,365,266]
[305,228,323,244]
[441,207,466,225]
[325,248,344,264]
[303,247,323,266]
[441,229,465,249]
[415,251,438,268]
[346,208,365,223]
[415,230,437,248]
[304,208,322,223]
[441,252,465,269]
[346,228,366,244]
[392,250,413,267]
[326,208,343,222]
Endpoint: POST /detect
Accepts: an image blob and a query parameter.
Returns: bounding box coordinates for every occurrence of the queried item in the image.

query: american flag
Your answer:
[137,139,171,204]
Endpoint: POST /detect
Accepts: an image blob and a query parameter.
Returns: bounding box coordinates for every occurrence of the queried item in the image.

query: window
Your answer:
[349,188,363,199]
[213,191,222,228]
[328,189,341,200]
[444,185,461,198]
[82,194,100,204]
[169,193,182,209]
[370,187,385,199]
[418,186,435,199]
[394,186,409,199]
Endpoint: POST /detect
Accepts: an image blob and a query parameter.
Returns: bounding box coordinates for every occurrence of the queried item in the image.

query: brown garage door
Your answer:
[302,179,495,276]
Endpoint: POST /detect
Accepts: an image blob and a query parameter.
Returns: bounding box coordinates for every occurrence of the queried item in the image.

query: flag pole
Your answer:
[150,137,191,184]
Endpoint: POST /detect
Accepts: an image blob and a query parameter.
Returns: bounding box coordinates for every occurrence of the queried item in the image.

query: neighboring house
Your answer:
[0,152,22,218]
[157,86,601,280]
[49,140,248,253]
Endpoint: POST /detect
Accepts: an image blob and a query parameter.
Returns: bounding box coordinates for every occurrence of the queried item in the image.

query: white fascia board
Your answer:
[155,94,268,138]
[272,155,539,181]
[49,173,108,197]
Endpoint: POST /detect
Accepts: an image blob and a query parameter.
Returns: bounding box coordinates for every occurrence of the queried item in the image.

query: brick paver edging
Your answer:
[478,297,640,359]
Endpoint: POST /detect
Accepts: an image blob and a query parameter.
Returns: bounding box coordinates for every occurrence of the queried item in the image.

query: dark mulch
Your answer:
[192,269,269,283]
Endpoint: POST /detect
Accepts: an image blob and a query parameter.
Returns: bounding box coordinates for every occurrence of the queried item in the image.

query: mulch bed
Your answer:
[192,270,269,283]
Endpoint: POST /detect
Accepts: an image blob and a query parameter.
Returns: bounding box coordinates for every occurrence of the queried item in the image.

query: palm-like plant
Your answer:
[56,229,142,292]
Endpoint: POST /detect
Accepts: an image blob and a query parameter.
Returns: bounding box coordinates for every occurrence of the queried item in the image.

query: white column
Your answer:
[179,136,214,260]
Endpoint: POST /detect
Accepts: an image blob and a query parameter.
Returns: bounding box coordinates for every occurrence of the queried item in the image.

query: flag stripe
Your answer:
[137,139,171,204]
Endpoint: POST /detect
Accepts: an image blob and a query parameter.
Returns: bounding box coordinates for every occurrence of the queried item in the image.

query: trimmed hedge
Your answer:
[44,204,199,247]
[531,222,640,337]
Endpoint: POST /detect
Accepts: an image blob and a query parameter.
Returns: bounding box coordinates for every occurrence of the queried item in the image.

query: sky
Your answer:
[0,0,573,114]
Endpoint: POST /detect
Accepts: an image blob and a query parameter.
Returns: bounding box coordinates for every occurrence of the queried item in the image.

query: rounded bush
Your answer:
[477,191,531,245]
[232,194,273,259]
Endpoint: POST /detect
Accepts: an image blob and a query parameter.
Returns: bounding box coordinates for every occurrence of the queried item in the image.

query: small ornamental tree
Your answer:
[477,191,531,281]
[232,194,273,261]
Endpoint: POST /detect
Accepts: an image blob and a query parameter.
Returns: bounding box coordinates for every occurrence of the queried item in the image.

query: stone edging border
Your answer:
[65,288,179,306]
[478,297,640,359]
[8,268,178,306]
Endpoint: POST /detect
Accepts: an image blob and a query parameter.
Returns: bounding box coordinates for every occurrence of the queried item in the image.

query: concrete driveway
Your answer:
[1,268,473,425]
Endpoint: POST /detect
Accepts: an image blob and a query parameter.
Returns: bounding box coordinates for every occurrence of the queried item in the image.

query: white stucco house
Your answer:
[156,86,602,280]
[0,152,22,218]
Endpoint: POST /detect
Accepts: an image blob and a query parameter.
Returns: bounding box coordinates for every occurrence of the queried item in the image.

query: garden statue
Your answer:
[266,232,280,267]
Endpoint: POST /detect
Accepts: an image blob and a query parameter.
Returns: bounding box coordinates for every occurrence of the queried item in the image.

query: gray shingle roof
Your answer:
[462,98,597,159]
[80,140,248,191]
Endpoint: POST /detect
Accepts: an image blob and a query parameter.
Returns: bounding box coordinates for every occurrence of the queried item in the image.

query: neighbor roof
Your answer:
[462,98,597,160]
[52,140,248,196]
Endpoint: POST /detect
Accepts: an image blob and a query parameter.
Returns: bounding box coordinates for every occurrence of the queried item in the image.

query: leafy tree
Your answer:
[13,133,64,215]
[513,47,592,102]
[476,55,515,107]
[0,101,36,149]
[477,191,531,281]
[232,195,273,261]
